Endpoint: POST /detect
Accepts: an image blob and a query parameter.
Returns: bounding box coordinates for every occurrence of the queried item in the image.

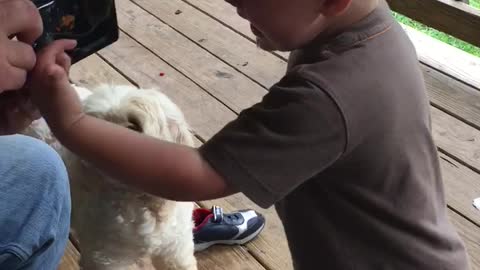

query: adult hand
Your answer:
[0,0,43,134]
[0,0,43,93]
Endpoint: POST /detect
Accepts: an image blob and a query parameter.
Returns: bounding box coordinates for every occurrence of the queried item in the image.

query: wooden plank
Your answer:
[57,238,266,270]
[131,0,285,87]
[196,246,266,270]
[183,0,290,60]
[386,0,480,47]
[448,210,480,270]
[440,154,480,227]
[71,54,133,88]
[184,0,480,130]
[423,65,480,129]
[432,106,480,172]
[401,24,480,90]
[57,241,80,270]
[116,0,265,113]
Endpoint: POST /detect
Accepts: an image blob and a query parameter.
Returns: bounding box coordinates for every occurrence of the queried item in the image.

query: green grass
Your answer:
[392,0,480,58]
[473,0,480,8]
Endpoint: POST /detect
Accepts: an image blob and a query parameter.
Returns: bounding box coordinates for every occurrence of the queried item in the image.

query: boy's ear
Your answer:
[321,0,352,16]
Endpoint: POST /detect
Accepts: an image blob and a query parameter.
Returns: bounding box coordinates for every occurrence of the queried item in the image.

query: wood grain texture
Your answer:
[423,65,480,129]
[440,154,480,227]
[71,54,133,88]
[183,0,290,60]
[57,241,80,270]
[196,246,266,270]
[132,0,286,87]
[448,210,480,270]
[401,25,480,90]
[432,106,480,172]
[116,0,265,113]
[386,0,480,47]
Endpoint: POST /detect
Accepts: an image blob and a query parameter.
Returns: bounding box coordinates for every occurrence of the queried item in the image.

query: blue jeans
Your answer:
[0,135,71,270]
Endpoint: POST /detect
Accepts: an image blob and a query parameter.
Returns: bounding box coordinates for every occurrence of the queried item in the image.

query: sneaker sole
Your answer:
[194,222,266,252]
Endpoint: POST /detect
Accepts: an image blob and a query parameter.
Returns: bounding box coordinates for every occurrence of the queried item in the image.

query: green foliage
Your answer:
[392,1,480,58]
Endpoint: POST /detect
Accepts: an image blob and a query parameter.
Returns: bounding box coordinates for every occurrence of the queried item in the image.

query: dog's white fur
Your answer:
[24,84,198,270]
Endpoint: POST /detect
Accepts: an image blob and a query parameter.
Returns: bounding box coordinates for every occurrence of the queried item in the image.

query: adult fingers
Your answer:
[6,39,36,70]
[0,0,43,44]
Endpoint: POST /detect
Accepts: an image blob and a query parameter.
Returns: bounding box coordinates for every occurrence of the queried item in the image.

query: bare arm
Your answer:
[28,40,234,202]
[58,114,234,201]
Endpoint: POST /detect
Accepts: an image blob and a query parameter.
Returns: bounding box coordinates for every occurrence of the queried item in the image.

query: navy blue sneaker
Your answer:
[193,205,266,252]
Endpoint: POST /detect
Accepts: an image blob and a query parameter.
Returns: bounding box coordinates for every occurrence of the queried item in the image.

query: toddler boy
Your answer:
[27,0,470,269]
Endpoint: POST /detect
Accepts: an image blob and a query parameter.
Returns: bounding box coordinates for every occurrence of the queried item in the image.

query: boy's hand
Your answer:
[28,39,83,134]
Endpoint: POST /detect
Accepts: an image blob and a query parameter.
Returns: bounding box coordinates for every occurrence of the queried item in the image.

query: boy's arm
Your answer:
[58,114,235,201]
[28,40,234,202]
[29,40,346,208]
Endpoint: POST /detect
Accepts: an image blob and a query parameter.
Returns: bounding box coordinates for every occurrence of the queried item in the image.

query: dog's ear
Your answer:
[127,99,164,136]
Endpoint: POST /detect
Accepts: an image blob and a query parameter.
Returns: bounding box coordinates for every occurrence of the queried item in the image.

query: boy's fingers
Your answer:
[46,64,67,83]
[56,52,71,72]
[37,39,77,64]
[47,39,77,53]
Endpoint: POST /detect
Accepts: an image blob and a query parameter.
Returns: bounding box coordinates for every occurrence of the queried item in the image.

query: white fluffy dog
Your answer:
[24,84,198,270]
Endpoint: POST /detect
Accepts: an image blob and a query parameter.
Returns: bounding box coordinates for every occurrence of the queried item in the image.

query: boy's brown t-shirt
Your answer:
[199,1,470,269]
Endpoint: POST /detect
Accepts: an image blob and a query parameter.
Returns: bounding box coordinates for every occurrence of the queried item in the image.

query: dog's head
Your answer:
[80,84,194,146]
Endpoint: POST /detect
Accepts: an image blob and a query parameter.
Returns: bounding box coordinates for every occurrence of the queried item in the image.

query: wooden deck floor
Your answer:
[59,0,480,269]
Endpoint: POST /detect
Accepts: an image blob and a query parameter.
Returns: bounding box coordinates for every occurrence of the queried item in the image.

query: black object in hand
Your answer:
[32,0,119,64]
